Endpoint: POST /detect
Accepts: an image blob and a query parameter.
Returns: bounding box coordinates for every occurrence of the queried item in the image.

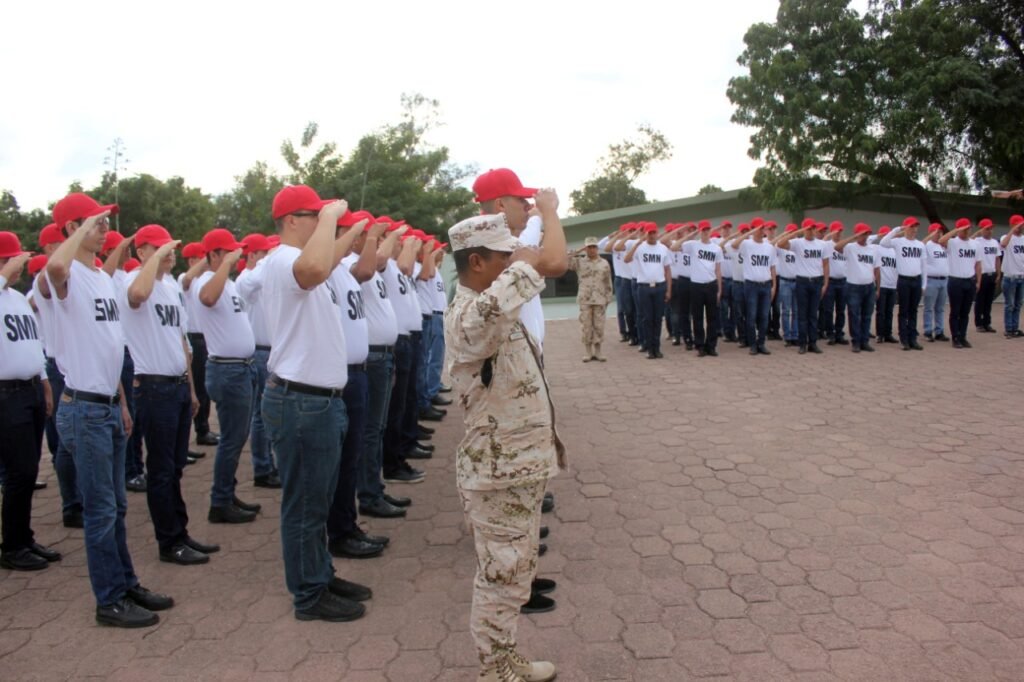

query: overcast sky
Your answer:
[3,0,813,214]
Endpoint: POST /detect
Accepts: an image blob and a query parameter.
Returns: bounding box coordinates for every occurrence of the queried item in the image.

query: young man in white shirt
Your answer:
[938,219,983,348]
[822,222,849,345]
[972,218,1001,333]
[922,223,950,342]
[46,193,172,627]
[714,221,737,342]
[684,223,723,357]
[776,219,830,354]
[415,239,448,416]
[260,185,370,623]
[608,225,641,345]
[733,220,777,355]
[666,223,698,349]
[999,214,1024,338]
[179,242,217,448]
[872,227,899,343]
[775,224,800,346]
[724,223,751,348]
[879,217,928,350]
[625,223,672,359]
[833,224,879,352]
[122,225,218,565]
[0,233,59,572]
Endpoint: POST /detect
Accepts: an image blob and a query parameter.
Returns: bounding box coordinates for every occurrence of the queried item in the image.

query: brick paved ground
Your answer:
[2,316,1023,681]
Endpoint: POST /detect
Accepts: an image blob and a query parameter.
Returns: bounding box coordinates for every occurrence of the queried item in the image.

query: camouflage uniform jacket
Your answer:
[444,261,567,491]
[568,255,613,306]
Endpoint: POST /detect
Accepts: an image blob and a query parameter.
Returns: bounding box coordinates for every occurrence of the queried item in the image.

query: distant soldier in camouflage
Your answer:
[568,237,613,362]
[444,189,567,682]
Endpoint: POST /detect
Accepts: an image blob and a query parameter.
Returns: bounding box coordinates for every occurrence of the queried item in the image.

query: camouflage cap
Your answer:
[448,214,522,253]
[584,237,599,247]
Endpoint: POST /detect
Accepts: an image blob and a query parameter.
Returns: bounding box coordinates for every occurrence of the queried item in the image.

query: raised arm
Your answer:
[46,211,109,299]
[198,249,243,307]
[128,240,181,308]
[532,188,568,278]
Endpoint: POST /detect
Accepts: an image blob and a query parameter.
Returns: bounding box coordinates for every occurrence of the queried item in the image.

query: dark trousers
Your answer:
[134,379,191,551]
[632,280,646,348]
[402,332,422,455]
[974,273,997,328]
[845,283,875,348]
[875,287,896,338]
[897,275,923,344]
[616,277,637,342]
[671,277,693,343]
[383,335,413,477]
[357,351,393,506]
[795,277,823,347]
[120,349,144,479]
[744,281,772,350]
[0,382,44,552]
[328,368,367,542]
[821,278,847,340]
[614,277,628,337]
[187,333,212,436]
[768,287,781,337]
[691,281,719,352]
[947,277,976,343]
[719,279,735,339]
[732,281,747,344]
[637,282,667,354]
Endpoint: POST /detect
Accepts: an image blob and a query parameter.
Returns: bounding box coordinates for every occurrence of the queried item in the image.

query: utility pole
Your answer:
[104,138,129,232]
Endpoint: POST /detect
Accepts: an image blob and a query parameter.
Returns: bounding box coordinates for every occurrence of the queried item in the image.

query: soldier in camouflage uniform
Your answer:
[568,236,614,362]
[444,191,567,682]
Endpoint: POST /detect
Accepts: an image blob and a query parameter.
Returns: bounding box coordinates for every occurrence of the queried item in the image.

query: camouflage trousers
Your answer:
[459,480,547,665]
[579,304,607,346]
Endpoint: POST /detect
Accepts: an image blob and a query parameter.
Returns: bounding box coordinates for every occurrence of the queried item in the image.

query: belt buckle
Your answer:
[649,283,656,288]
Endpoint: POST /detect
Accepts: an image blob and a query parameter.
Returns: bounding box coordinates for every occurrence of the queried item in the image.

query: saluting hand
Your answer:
[534,188,559,214]
[320,200,350,223]
[224,248,244,266]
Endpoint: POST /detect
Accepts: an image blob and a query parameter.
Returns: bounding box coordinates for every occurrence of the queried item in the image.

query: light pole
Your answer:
[104,138,129,233]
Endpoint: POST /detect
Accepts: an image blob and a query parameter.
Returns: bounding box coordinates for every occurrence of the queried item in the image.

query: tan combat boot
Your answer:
[582,344,593,362]
[479,656,525,682]
[506,648,557,682]
[592,343,606,362]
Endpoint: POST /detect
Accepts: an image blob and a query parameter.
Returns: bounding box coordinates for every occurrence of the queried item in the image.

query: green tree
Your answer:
[570,125,673,214]
[214,162,285,234]
[87,173,218,245]
[1,190,50,248]
[697,184,724,196]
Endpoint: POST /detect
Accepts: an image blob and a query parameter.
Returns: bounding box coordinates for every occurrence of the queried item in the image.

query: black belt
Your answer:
[64,389,120,405]
[898,274,923,280]
[410,330,422,338]
[397,333,410,340]
[432,311,443,316]
[255,345,272,352]
[209,356,254,365]
[829,277,845,283]
[796,276,824,282]
[927,276,947,280]
[268,373,342,398]
[422,314,432,321]
[0,378,39,390]
[348,362,367,373]
[135,374,189,385]
[778,277,794,282]
[748,280,772,285]
[949,275,975,281]
[368,344,394,354]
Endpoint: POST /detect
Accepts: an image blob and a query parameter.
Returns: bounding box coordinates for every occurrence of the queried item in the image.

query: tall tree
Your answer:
[0,190,50,247]
[214,162,285,234]
[87,172,218,244]
[570,125,673,214]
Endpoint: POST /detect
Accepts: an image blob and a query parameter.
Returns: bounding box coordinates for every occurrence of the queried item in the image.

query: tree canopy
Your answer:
[570,125,673,215]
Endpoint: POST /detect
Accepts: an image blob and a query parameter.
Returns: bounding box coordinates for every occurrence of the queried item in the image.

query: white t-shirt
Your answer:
[739,240,776,283]
[726,243,744,282]
[342,254,399,346]
[413,263,433,316]
[261,245,347,389]
[111,269,129,297]
[430,271,447,312]
[630,241,671,284]
[518,215,545,346]
[789,238,827,278]
[843,243,878,286]
[191,270,256,359]
[328,263,369,365]
[120,271,188,376]
[668,248,684,278]
[1003,235,1024,276]
[684,241,722,284]
[876,245,898,289]
[925,242,949,277]
[0,279,47,381]
[46,260,124,395]
[826,242,846,279]
[975,237,1000,274]
[776,247,796,279]
[235,265,272,347]
[878,233,927,278]
[947,238,981,279]
[177,272,203,334]
[616,239,637,279]
[382,261,422,335]
[32,274,60,358]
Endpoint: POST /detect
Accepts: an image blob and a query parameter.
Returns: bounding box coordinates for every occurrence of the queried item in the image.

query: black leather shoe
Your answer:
[417,430,432,442]
[126,474,147,493]
[419,407,445,422]
[195,433,219,446]
[757,346,771,355]
[188,449,206,459]
[521,592,556,614]
[809,344,823,354]
[0,548,48,571]
[628,340,639,346]
[910,342,924,350]
[620,335,629,343]
[749,347,758,355]
[28,543,62,562]
[184,536,220,554]
[953,339,964,349]
[698,348,707,357]
[414,441,435,452]
[852,345,861,353]
[961,339,972,348]
[834,337,849,345]
[826,338,837,346]
[406,446,433,460]
[382,493,411,509]
[983,326,997,333]
[353,528,390,546]
[902,343,911,350]
[419,423,434,435]
[359,499,406,519]
[438,384,452,393]
[671,338,681,346]
[542,498,554,514]
[295,590,365,622]
[538,543,547,557]
[233,496,261,513]
[383,467,425,484]
[935,333,950,342]
[706,348,718,357]
[532,577,556,594]
[328,576,372,601]
[186,455,198,466]
[63,511,84,529]
[160,543,209,565]
[884,335,899,344]
[208,504,257,524]
[96,599,159,628]
[254,472,282,489]
[861,343,875,352]
[127,585,174,611]
[431,395,453,406]
[329,536,384,559]
[539,526,549,540]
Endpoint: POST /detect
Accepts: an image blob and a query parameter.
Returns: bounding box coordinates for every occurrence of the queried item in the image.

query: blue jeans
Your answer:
[1002,277,1024,333]
[923,277,948,334]
[616,278,637,343]
[614,277,627,337]
[419,313,444,410]
[250,348,276,478]
[262,383,344,610]
[631,280,645,347]
[328,369,368,541]
[778,279,797,341]
[357,351,394,506]
[637,282,667,354]
[731,281,747,343]
[384,336,413,477]
[121,349,144,479]
[719,279,735,338]
[744,281,772,349]
[795,277,823,346]
[205,359,256,507]
[46,357,80,516]
[845,283,875,347]
[822,278,847,340]
[56,397,139,606]
[134,380,191,550]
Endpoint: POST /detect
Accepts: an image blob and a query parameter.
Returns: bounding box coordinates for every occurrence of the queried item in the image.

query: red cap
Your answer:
[719,220,733,229]
[94,257,103,267]
[801,218,817,229]
[28,254,48,275]
[433,240,447,251]
[202,228,243,253]
[978,218,993,229]
[785,223,799,233]
[0,232,26,259]
[181,242,206,259]
[698,219,712,231]
[738,223,751,233]
[236,259,246,273]
[928,222,943,233]
[124,258,141,273]
[52,192,119,228]
[268,235,281,248]
[339,209,373,227]
[240,233,272,255]
[39,223,64,247]
[815,222,828,232]
[902,216,920,228]
[750,217,764,228]
[954,218,971,229]
[642,222,658,234]
[135,224,174,248]
[829,221,844,233]
[1010,215,1024,227]
[472,168,537,203]
[854,223,872,235]
[764,220,778,229]
[271,185,332,220]
[101,231,125,254]
[709,231,721,238]
[878,226,892,235]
